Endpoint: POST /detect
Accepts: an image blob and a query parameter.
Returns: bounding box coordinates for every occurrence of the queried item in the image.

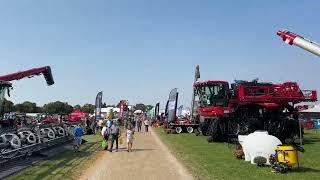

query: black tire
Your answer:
[207,118,224,142]
[199,122,209,136]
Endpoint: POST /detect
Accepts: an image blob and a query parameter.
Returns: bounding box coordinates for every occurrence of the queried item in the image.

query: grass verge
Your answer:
[9,134,103,180]
[155,128,320,180]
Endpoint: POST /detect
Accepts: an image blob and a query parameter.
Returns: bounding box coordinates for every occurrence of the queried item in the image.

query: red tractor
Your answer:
[194,79,317,143]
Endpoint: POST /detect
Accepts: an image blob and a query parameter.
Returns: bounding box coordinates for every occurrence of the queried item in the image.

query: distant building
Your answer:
[95,107,120,118]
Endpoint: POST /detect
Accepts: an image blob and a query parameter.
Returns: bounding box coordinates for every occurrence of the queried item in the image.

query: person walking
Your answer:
[126,123,134,152]
[110,120,120,152]
[101,122,111,151]
[138,115,143,132]
[73,124,84,152]
[144,118,150,132]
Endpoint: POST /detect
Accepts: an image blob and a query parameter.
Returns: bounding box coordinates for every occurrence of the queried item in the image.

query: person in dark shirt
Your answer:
[109,120,120,152]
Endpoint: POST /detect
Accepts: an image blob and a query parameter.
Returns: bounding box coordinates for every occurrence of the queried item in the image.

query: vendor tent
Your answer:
[300,105,320,119]
[134,110,143,114]
[68,109,88,122]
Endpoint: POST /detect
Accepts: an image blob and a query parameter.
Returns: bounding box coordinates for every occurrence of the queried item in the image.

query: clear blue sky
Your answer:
[0,0,319,108]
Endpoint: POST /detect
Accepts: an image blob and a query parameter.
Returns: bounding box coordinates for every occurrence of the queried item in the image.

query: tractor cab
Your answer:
[194,81,229,108]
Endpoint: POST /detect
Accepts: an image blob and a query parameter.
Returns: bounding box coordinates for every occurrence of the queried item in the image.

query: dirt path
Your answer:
[79,128,194,180]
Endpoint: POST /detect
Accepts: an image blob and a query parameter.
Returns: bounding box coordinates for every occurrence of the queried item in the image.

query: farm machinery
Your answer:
[193,78,317,143]
[277,30,320,57]
[163,88,199,134]
[0,66,75,163]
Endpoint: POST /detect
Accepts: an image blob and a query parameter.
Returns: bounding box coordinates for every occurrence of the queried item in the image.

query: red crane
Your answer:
[0,66,54,86]
[277,30,320,57]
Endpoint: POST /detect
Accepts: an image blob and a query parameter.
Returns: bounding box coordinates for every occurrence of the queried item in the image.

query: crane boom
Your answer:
[277,30,320,57]
[0,66,54,86]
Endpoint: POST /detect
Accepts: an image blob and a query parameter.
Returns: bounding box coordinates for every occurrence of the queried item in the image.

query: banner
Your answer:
[95,91,103,120]
[119,100,125,120]
[177,105,183,117]
[166,88,178,122]
[155,103,160,117]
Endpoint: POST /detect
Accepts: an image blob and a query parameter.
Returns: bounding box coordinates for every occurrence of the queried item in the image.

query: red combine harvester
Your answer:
[194,79,317,143]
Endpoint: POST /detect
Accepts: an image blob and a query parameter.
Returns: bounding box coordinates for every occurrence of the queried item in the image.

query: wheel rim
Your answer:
[175,127,182,134]
[187,127,193,133]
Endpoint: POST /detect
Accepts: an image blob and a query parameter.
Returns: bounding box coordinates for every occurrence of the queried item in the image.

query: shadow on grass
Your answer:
[303,136,320,145]
[13,140,101,180]
[291,167,320,173]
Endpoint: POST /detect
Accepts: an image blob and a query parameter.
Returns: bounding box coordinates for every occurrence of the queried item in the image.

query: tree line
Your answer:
[2,99,95,115]
[2,99,154,115]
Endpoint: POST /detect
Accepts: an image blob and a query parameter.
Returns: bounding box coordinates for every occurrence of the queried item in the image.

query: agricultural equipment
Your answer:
[0,66,74,163]
[269,144,304,173]
[277,30,320,57]
[164,88,199,134]
[194,77,317,143]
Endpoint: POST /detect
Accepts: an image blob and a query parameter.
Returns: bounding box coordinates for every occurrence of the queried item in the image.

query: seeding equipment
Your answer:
[193,71,317,143]
[0,66,75,163]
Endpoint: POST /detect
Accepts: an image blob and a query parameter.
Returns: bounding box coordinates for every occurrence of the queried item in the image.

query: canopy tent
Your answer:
[134,110,143,114]
[300,105,320,119]
[68,109,88,122]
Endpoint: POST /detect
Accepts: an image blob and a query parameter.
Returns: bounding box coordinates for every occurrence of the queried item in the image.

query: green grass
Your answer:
[9,134,103,180]
[155,129,320,180]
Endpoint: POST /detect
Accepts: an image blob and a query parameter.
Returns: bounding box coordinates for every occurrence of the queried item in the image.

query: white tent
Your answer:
[301,105,320,113]
[134,110,143,114]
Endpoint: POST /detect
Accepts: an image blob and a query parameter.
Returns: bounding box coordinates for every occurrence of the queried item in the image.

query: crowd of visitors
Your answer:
[99,113,151,153]
[73,112,152,153]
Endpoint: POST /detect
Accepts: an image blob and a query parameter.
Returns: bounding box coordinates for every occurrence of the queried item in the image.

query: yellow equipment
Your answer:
[276,145,298,167]
[270,144,303,173]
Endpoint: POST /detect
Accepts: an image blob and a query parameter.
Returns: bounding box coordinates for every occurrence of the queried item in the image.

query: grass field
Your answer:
[155,129,320,180]
[9,134,103,180]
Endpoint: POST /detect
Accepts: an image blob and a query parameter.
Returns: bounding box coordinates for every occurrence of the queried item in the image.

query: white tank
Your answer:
[240,131,282,165]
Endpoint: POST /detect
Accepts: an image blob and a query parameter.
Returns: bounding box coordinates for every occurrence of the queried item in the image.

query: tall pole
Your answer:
[191,65,200,119]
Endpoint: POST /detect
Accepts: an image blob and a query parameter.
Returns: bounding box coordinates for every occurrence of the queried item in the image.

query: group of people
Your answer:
[101,119,121,152]
[134,114,151,133]
[101,118,135,152]
[72,115,152,153]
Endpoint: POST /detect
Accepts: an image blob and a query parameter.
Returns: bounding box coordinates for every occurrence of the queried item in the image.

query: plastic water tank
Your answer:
[240,131,282,165]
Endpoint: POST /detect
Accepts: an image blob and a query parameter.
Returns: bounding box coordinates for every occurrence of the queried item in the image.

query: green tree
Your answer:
[2,98,14,113]
[102,103,107,108]
[43,101,73,115]
[74,104,81,109]
[108,109,114,119]
[135,103,146,112]
[14,101,39,113]
[81,103,95,113]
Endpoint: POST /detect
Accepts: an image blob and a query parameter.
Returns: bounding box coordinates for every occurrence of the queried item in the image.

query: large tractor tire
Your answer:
[199,122,209,136]
[207,119,224,142]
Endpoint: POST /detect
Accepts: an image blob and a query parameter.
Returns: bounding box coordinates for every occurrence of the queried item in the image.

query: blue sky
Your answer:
[0,0,319,108]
